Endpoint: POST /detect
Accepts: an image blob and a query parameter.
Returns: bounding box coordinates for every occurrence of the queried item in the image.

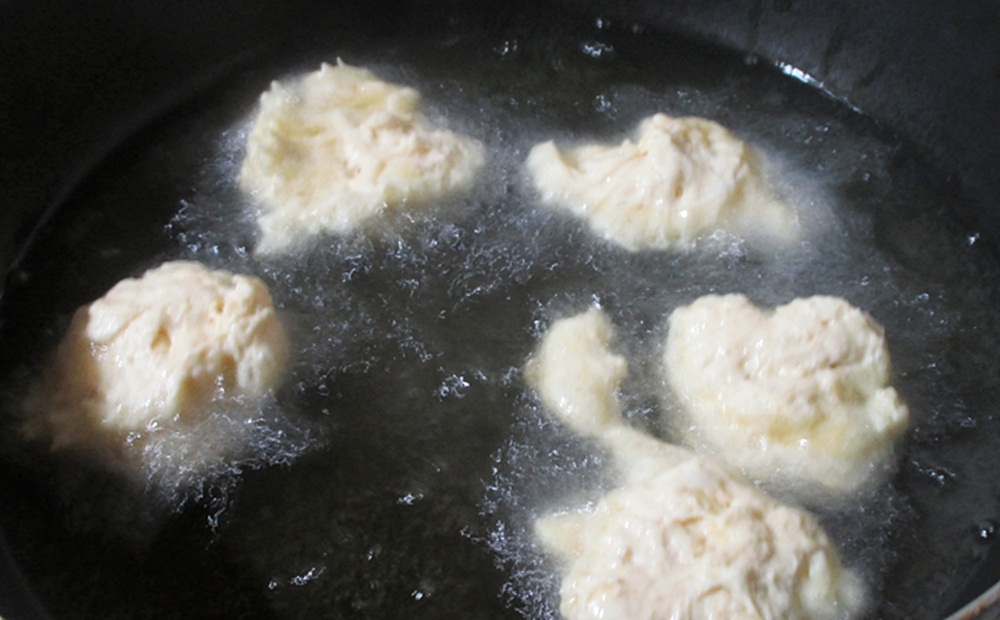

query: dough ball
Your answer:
[22,261,288,452]
[664,294,910,494]
[526,114,796,251]
[524,308,627,437]
[536,437,865,620]
[239,60,485,253]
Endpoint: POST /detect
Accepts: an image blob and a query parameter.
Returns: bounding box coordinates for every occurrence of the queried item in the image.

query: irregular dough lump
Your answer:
[524,307,627,437]
[526,114,796,251]
[664,294,910,494]
[528,309,865,619]
[22,261,288,451]
[536,433,865,620]
[239,60,485,253]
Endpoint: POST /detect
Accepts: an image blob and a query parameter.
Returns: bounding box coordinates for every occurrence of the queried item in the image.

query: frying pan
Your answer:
[1,0,999,618]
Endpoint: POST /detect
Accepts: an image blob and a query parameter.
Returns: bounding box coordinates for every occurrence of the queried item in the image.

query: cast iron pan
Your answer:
[1,0,999,618]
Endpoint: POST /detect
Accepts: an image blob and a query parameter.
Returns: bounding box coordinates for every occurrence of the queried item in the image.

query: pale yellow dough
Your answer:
[524,308,627,437]
[22,261,288,452]
[537,427,864,620]
[664,294,910,494]
[239,60,485,253]
[526,114,796,251]
[528,309,864,620]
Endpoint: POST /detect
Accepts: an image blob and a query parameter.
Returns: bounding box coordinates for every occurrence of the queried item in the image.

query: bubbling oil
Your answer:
[1,6,999,620]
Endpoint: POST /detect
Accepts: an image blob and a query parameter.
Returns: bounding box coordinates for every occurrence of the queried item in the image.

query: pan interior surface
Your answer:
[1,4,999,619]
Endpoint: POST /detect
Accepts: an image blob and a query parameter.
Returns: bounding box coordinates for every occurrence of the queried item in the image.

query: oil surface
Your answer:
[1,4,999,619]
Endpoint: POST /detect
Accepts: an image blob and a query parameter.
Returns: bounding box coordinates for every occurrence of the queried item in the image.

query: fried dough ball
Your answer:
[664,294,909,494]
[526,114,795,251]
[537,428,865,620]
[22,261,288,453]
[239,60,484,253]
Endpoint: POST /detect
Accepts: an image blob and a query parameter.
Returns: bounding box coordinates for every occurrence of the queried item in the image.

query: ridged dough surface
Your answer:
[239,61,484,253]
[526,114,795,251]
[664,294,909,493]
[23,261,288,452]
